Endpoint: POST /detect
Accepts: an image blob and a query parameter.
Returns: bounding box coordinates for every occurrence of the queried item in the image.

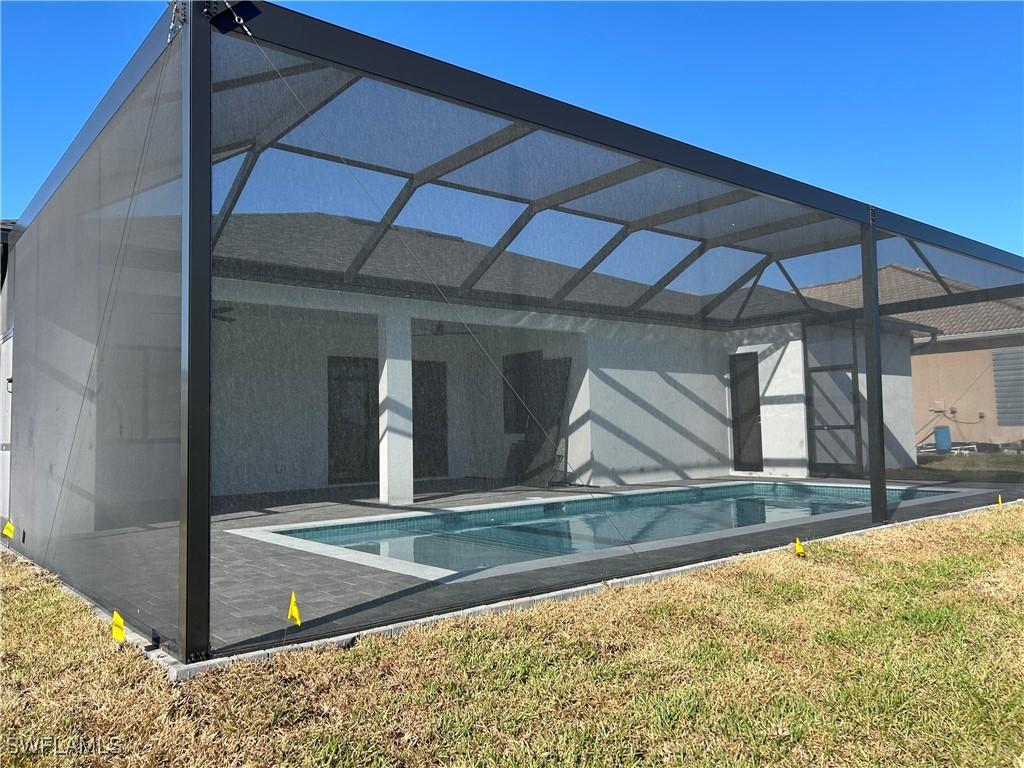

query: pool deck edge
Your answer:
[131,497,1019,681]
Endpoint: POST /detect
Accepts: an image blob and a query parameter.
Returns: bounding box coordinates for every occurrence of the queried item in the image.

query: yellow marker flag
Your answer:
[111,610,125,643]
[998,494,1003,509]
[2,520,13,539]
[794,538,807,558]
[287,592,301,626]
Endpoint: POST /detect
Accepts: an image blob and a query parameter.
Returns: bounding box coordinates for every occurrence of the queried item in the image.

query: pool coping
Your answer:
[225,481,986,583]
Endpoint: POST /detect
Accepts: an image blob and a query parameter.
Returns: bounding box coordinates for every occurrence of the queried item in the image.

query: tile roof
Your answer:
[800,263,1023,336]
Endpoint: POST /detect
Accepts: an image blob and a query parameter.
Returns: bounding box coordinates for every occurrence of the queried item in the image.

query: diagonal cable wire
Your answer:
[220,3,661,558]
[220,8,571,479]
[42,32,175,561]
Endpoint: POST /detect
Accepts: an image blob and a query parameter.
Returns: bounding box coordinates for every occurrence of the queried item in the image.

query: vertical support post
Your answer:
[860,212,888,524]
[179,4,212,662]
[378,312,414,506]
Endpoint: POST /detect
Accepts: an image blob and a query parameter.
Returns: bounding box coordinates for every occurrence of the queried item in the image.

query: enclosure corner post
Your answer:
[860,212,888,524]
[178,2,213,663]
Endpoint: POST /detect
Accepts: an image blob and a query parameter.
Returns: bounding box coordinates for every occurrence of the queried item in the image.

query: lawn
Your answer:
[889,452,1024,483]
[2,504,1023,767]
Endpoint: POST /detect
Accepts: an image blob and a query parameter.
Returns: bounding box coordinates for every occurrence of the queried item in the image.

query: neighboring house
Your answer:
[801,264,1024,450]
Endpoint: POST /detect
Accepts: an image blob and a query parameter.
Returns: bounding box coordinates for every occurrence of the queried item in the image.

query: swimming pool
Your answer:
[270,482,952,578]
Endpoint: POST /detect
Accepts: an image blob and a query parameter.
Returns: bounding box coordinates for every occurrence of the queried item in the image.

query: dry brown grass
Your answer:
[2,504,1023,767]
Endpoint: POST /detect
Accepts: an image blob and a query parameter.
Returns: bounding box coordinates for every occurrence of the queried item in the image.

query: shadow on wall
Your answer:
[584,324,731,484]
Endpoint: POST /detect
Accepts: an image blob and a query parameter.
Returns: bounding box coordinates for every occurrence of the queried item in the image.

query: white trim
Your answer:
[913,328,1023,345]
[229,524,456,581]
[226,481,972,581]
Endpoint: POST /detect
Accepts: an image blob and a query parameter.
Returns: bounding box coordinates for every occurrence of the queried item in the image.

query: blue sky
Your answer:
[2,1,1022,255]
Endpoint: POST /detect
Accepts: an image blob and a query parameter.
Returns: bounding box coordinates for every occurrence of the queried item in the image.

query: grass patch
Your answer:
[889,452,1024,482]
[2,504,1024,766]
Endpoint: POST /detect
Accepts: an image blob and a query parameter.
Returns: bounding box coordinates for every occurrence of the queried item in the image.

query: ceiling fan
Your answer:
[413,321,473,338]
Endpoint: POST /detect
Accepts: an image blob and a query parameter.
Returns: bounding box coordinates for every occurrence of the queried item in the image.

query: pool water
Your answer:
[282,483,950,574]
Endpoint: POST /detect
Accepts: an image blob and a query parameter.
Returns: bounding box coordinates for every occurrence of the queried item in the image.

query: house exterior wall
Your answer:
[211,278,744,494]
[912,346,1024,446]
[210,301,591,496]
[584,324,731,484]
[855,330,917,470]
[728,324,809,477]
[211,280,601,495]
[210,280,924,495]
[211,304,377,497]
[210,275,932,493]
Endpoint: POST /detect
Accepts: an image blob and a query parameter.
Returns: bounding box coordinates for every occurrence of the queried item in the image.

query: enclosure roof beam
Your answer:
[728,281,1024,330]
[211,76,362,248]
[548,190,767,305]
[345,123,534,281]
[213,253,738,332]
[548,227,634,303]
[715,211,832,250]
[211,60,328,93]
[775,260,816,312]
[459,160,655,293]
[696,255,773,320]
[254,75,361,152]
[906,238,954,295]
[211,148,258,249]
[733,260,771,321]
[631,189,758,232]
[628,243,708,311]
[548,226,632,302]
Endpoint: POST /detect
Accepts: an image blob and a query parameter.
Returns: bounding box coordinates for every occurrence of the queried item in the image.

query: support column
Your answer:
[860,213,888,524]
[378,312,414,506]
[179,3,212,662]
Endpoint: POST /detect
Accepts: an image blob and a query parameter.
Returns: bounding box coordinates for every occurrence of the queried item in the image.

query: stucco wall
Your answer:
[211,304,377,496]
[585,324,731,484]
[211,279,736,494]
[210,279,920,496]
[860,331,917,470]
[911,346,1024,446]
[728,325,809,477]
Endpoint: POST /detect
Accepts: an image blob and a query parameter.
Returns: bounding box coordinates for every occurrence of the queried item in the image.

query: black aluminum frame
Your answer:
[179,2,213,663]
[8,1,1022,661]
[860,218,888,523]
[802,319,864,478]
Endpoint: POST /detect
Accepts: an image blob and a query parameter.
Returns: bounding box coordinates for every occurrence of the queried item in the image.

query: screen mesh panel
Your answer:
[562,167,733,222]
[737,218,861,258]
[909,240,1024,291]
[873,229,1023,487]
[212,33,355,156]
[281,77,512,174]
[9,37,182,646]
[660,196,808,242]
[197,22,1020,658]
[442,131,634,200]
[474,211,622,299]
[566,231,700,307]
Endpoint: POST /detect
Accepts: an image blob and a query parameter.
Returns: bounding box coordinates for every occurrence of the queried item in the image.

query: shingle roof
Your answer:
[211,213,1016,334]
[213,212,724,316]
